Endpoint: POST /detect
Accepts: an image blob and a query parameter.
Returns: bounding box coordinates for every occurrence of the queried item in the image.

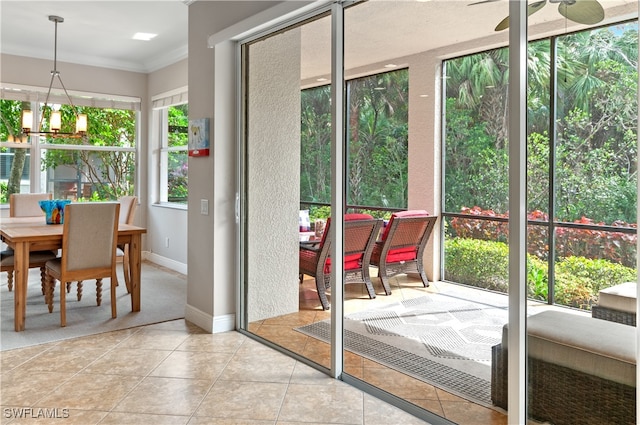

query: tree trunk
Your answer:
[7,148,27,195]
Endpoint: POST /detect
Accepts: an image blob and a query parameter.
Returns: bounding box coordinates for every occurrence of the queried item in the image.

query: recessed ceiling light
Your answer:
[316,77,328,82]
[384,64,397,68]
[132,32,158,41]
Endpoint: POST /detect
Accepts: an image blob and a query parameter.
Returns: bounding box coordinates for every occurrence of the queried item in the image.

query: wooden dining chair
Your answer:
[1,193,58,293]
[116,195,138,292]
[66,195,137,300]
[45,202,120,327]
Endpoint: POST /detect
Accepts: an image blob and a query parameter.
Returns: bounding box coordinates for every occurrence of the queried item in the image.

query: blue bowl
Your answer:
[39,199,72,224]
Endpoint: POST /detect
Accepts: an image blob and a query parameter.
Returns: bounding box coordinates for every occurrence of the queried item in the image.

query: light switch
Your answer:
[200,199,209,215]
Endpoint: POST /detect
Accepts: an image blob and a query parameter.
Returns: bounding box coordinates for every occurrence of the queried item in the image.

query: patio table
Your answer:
[1,216,146,331]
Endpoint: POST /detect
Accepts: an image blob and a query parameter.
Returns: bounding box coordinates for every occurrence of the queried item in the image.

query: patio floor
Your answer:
[248,270,591,425]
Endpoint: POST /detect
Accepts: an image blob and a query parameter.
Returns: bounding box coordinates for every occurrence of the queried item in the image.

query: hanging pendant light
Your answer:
[21,15,87,140]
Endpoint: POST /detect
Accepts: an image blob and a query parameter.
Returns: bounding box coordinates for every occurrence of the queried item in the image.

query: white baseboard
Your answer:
[185,304,235,334]
[145,251,187,275]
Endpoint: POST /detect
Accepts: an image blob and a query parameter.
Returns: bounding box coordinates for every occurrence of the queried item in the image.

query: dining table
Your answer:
[0,216,147,331]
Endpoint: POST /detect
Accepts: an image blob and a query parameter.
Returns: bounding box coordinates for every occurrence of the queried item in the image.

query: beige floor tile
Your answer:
[1,370,75,406]
[83,347,172,376]
[19,345,107,374]
[117,329,190,350]
[1,408,107,425]
[113,376,211,416]
[217,349,296,383]
[0,345,54,372]
[440,400,508,425]
[188,418,274,425]
[54,328,139,350]
[36,373,142,410]
[363,393,433,425]
[176,331,246,353]
[150,350,233,380]
[98,412,190,425]
[278,382,364,424]
[194,380,288,421]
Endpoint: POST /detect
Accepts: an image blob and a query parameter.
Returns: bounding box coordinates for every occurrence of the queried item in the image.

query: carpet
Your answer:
[296,287,508,406]
[1,262,186,351]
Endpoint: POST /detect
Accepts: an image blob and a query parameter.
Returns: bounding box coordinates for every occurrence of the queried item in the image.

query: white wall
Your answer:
[185,1,297,333]
[246,28,302,322]
[147,59,189,273]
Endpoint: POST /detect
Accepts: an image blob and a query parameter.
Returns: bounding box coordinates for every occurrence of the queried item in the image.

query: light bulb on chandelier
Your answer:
[20,15,88,141]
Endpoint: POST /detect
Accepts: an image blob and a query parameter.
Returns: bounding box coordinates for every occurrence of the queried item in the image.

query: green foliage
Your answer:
[444,238,509,292]
[555,256,636,305]
[444,23,638,225]
[0,182,7,203]
[527,255,548,302]
[300,69,408,209]
[445,237,637,310]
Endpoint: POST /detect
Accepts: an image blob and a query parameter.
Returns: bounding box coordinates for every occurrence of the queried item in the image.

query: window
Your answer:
[442,22,638,310]
[0,92,139,203]
[158,103,188,204]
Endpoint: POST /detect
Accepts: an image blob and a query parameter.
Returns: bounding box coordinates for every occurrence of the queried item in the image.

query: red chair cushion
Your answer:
[319,213,373,273]
[379,210,429,242]
[324,254,363,274]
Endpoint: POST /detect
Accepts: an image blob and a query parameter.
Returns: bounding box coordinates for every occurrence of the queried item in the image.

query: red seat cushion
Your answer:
[375,210,429,264]
[324,254,363,274]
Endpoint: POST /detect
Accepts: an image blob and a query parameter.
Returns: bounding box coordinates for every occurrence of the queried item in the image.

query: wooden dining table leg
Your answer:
[14,241,29,331]
[129,233,142,312]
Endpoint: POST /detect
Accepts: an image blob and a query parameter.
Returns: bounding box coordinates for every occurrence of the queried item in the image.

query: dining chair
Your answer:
[299,213,382,310]
[116,195,138,292]
[44,202,120,327]
[66,195,137,300]
[1,193,58,293]
[369,210,437,295]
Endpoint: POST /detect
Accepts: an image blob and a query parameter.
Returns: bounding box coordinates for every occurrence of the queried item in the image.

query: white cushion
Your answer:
[598,281,637,313]
[502,310,636,386]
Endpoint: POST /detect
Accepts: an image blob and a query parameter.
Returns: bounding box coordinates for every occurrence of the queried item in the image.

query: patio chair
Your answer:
[45,202,120,327]
[299,213,382,310]
[370,210,437,295]
[1,193,58,293]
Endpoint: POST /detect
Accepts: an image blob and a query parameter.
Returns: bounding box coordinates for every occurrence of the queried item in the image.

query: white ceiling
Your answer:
[1,0,189,73]
[1,0,637,77]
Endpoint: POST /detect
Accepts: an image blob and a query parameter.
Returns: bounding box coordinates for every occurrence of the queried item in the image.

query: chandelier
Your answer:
[20,15,87,139]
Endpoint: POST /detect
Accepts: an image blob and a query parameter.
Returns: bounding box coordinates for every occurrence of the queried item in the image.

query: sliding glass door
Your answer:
[238,1,637,424]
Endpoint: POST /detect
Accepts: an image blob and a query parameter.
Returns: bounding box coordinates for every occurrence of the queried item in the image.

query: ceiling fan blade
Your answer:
[494,0,547,31]
[558,0,605,25]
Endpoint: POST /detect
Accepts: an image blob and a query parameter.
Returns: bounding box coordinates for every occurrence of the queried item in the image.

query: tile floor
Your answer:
[1,319,434,425]
[249,274,509,425]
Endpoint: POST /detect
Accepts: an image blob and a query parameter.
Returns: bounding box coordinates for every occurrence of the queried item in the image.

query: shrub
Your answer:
[445,237,636,310]
[450,206,637,267]
[444,238,509,292]
[554,256,636,308]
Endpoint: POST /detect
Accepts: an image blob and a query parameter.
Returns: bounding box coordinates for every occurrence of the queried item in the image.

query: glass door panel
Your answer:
[242,12,333,370]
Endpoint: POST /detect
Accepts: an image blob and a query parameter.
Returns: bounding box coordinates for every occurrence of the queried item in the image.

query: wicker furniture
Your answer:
[592,281,636,326]
[45,203,120,327]
[369,210,437,295]
[299,214,382,310]
[491,310,636,425]
[1,193,57,293]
